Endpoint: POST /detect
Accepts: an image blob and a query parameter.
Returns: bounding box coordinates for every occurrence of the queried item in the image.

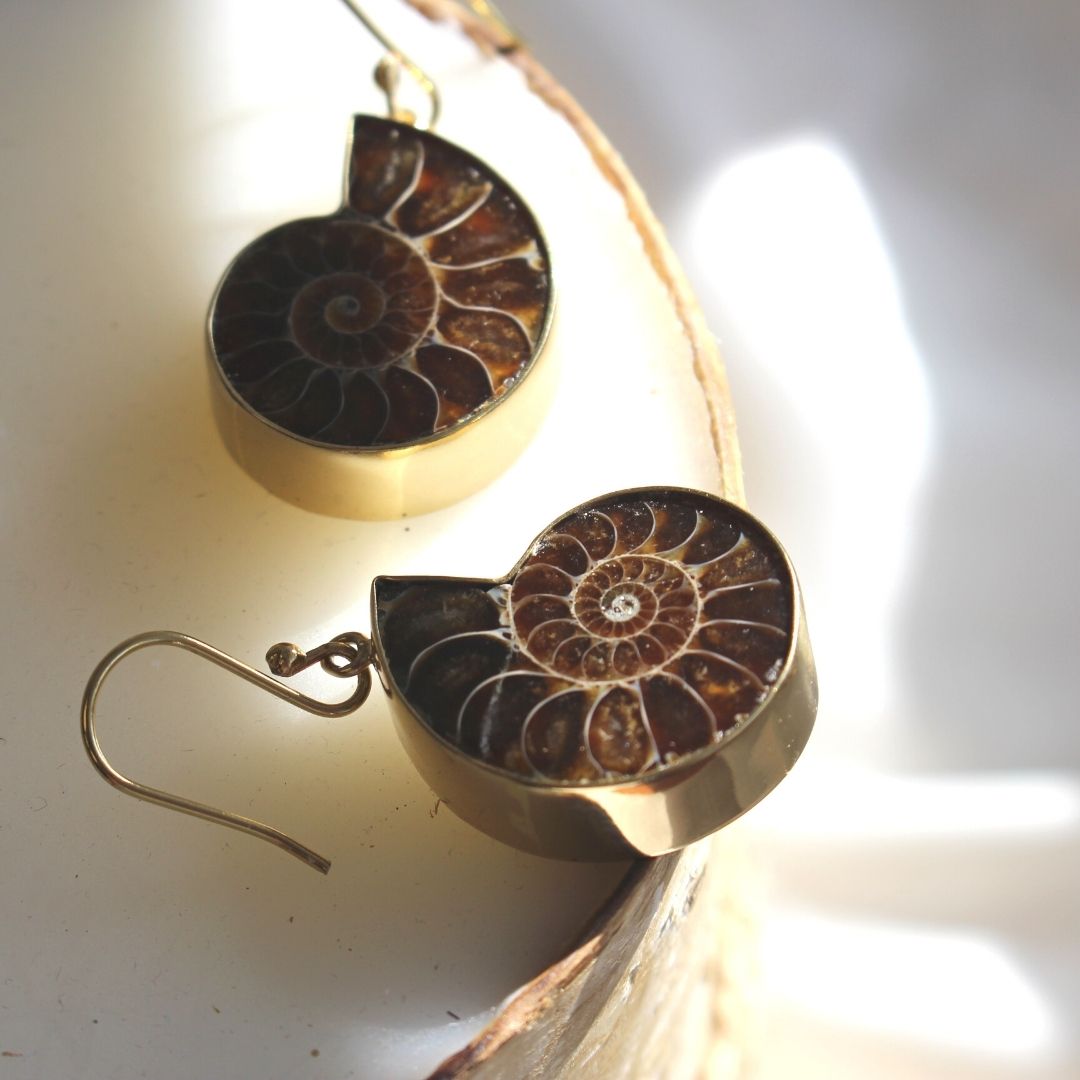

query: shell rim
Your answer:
[369,484,806,791]
[204,114,556,458]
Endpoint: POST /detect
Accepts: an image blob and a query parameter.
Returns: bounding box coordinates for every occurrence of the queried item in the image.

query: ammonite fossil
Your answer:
[373,487,817,858]
[206,115,554,518]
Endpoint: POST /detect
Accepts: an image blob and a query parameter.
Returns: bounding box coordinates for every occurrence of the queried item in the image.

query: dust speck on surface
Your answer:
[310,1048,320,1057]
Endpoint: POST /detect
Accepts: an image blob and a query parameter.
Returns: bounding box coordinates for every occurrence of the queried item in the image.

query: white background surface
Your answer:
[2,1,1079,1078]
[496,0,1080,1076]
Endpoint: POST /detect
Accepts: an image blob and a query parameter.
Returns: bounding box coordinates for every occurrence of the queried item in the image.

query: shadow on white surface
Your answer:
[765,911,1058,1058]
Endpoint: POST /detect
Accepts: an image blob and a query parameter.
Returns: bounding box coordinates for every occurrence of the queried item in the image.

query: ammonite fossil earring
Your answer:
[207,3,554,519]
[82,488,817,870]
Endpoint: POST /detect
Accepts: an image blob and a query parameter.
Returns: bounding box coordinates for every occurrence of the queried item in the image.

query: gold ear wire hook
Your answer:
[338,0,442,129]
[81,630,374,875]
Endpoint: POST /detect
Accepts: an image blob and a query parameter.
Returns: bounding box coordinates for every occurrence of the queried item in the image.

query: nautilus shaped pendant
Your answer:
[83,488,816,867]
[207,115,554,519]
[372,487,817,859]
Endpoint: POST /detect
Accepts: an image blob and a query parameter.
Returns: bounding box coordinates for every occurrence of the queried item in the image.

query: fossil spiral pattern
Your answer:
[375,490,796,784]
[209,116,551,448]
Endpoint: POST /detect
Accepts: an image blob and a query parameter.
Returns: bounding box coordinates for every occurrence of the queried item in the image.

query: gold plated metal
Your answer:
[82,487,816,868]
[207,292,556,520]
[381,622,815,859]
[81,630,373,874]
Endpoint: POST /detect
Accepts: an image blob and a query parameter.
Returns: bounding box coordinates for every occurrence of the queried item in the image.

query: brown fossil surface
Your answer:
[377,491,794,784]
[210,116,551,448]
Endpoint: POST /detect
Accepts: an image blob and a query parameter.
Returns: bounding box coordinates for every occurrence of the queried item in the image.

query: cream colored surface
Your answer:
[0,2,722,1078]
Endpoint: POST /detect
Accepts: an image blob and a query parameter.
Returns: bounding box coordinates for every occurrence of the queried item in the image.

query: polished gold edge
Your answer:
[207,305,559,519]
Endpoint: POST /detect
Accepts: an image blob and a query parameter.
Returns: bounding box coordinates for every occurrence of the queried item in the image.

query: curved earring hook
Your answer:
[338,0,442,130]
[81,630,374,874]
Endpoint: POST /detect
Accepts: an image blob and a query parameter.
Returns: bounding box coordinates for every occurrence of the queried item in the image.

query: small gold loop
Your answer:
[266,631,374,679]
[338,0,442,130]
[81,630,374,874]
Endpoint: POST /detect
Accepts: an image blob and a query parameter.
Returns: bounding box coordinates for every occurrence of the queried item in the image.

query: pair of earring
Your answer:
[83,3,817,872]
